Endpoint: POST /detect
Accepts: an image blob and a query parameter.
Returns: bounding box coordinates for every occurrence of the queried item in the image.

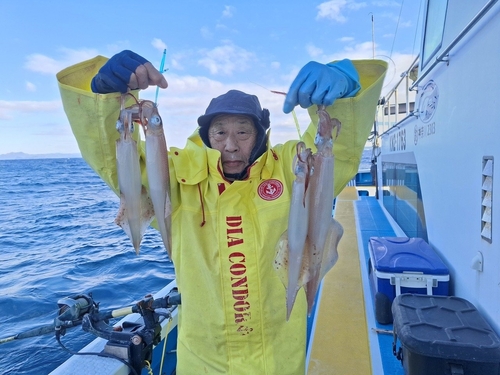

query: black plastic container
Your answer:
[392,294,500,375]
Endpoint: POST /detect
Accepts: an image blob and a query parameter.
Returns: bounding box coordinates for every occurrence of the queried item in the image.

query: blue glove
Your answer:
[283,59,361,113]
[91,50,149,94]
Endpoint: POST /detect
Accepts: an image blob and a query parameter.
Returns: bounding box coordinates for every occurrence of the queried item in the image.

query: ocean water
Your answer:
[0,158,174,375]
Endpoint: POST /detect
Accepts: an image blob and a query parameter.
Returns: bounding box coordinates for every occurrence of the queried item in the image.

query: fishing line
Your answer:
[374,54,397,90]
[249,81,303,140]
[270,90,303,140]
[291,110,302,140]
[390,0,405,59]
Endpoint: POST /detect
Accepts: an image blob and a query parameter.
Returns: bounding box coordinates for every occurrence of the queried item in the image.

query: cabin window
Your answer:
[421,0,448,67]
[482,156,493,243]
[381,159,428,242]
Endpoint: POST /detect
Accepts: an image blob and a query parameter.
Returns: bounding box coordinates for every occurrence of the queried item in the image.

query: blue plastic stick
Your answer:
[155,49,167,106]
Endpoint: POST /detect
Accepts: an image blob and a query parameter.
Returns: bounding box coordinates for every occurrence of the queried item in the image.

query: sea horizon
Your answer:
[0,151,82,160]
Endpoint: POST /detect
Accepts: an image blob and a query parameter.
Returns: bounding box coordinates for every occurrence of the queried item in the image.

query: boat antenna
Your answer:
[370,13,375,59]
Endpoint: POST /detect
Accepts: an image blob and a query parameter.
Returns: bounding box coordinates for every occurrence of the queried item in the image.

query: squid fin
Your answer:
[274,231,312,320]
[305,218,344,315]
[114,186,154,255]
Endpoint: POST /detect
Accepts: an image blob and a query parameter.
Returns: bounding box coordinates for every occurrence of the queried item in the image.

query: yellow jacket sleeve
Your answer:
[56,56,141,195]
[301,59,388,197]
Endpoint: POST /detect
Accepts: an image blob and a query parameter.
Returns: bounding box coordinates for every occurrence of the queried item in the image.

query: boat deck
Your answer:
[307,187,404,375]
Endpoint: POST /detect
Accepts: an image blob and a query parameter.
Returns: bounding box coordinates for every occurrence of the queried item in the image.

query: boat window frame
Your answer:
[420,0,448,68]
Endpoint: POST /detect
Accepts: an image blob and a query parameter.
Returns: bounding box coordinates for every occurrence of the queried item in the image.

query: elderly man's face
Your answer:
[208,114,257,176]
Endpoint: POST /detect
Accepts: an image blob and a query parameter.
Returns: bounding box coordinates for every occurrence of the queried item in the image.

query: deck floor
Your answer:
[307,187,371,374]
[307,187,404,375]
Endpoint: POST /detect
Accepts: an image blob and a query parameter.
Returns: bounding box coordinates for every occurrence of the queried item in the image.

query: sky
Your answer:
[0,0,423,155]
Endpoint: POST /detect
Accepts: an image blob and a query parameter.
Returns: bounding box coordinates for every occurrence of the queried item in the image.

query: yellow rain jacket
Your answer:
[57,57,387,375]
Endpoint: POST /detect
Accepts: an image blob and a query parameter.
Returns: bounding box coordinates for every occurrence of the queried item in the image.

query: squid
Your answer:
[304,106,343,314]
[274,105,344,319]
[137,100,172,259]
[115,95,154,254]
[275,143,314,320]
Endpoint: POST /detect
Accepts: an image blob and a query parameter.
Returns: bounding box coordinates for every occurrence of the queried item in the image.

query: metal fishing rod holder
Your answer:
[81,288,181,375]
[0,288,181,375]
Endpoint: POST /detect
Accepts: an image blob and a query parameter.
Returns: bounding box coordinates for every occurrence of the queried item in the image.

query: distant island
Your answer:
[0,152,82,160]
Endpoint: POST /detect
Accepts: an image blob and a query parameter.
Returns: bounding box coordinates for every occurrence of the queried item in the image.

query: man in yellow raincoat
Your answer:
[57,50,387,374]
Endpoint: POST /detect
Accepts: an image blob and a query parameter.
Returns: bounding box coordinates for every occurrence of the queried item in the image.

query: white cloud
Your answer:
[303,41,374,62]
[338,41,377,59]
[104,41,131,55]
[222,5,235,18]
[24,54,64,75]
[201,27,213,40]
[372,0,399,6]
[26,82,36,92]
[306,44,324,59]
[0,100,61,120]
[24,48,98,75]
[215,22,229,31]
[152,38,167,52]
[339,36,355,43]
[316,0,367,23]
[399,20,413,28]
[271,61,281,69]
[170,58,183,71]
[348,1,367,10]
[170,50,193,71]
[317,0,348,23]
[198,42,255,76]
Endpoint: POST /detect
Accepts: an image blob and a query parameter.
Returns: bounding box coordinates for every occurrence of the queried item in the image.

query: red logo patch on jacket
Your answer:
[257,179,283,201]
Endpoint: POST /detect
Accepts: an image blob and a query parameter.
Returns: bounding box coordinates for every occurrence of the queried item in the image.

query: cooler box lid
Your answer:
[392,294,500,362]
[369,237,448,274]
